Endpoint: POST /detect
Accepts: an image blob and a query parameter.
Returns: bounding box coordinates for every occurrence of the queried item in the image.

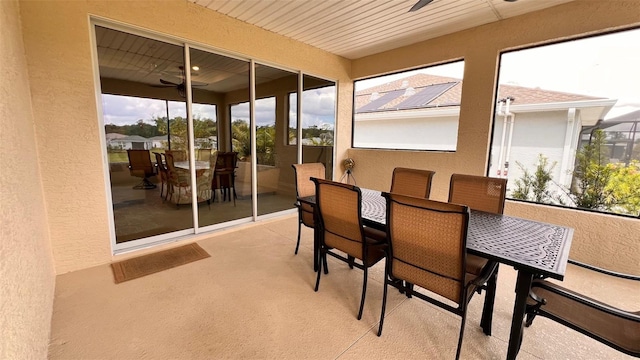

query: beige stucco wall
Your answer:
[18,0,351,274]
[349,0,640,274]
[0,0,55,358]
[17,0,639,276]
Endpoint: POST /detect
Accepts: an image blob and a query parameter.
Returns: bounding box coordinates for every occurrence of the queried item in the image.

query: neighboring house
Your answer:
[149,134,168,149]
[106,134,153,150]
[586,110,640,166]
[148,135,217,150]
[354,73,616,195]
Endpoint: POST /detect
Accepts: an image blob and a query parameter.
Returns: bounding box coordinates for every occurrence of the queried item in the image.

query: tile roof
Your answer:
[355,73,604,113]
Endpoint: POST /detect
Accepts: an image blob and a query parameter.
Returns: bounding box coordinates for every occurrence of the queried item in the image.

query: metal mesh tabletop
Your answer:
[359,189,573,279]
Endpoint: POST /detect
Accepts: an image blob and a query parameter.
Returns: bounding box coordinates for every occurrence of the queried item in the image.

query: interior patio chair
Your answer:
[165,149,187,162]
[196,151,218,209]
[212,152,238,205]
[127,149,156,190]
[525,259,640,358]
[291,163,326,256]
[164,152,191,207]
[153,152,169,199]
[390,167,435,198]
[377,193,497,360]
[197,148,212,161]
[447,173,508,335]
[312,178,387,320]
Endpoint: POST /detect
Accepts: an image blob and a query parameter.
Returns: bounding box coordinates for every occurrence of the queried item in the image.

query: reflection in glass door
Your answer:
[188,47,252,228]
[254,64,299,216]
[96,24,336,249]
[96,26,194,245]
[289,75,336,179]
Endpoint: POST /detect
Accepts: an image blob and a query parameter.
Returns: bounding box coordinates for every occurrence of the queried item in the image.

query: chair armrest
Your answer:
[531,279,640,321]
[568,259,640,281]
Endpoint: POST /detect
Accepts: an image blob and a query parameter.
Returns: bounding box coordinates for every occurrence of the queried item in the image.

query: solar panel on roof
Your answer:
[395,82,458,110]
[356,89,405,113]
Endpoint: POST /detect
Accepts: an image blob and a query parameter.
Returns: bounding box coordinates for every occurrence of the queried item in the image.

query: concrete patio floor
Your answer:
[49,215,638,359]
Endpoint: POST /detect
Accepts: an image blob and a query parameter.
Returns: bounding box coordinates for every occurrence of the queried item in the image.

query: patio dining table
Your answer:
[300,188,574,360]
[174,160,210,170]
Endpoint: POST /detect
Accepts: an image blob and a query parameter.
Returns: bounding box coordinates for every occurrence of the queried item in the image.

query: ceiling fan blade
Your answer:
[409,0,433,12]
[159,78,179,86]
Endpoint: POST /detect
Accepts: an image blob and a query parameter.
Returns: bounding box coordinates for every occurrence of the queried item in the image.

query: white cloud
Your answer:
[499,28,640,120]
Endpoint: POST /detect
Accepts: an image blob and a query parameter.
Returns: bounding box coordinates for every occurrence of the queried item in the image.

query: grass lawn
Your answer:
[108,149,165,163]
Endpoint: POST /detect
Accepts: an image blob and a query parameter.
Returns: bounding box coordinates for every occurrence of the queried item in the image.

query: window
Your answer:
[352,61,465,150]
[491,28,640,217]
[288,83,336,146]
[103,95,216,155]
[230,97,275,163]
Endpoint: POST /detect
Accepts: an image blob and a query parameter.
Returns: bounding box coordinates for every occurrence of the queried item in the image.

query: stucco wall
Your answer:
[0,0,55,358]
[349,0,640,274]
[19,0,351,274]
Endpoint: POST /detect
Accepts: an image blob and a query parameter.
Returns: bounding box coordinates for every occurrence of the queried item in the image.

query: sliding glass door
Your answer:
[188,47,252,227]
[97,25,194,245]
[94,22,336,250]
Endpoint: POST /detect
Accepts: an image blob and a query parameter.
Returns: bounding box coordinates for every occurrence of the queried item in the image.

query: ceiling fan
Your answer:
[152,66,208,97]
[409,0,433,12]
[409,0,517,12]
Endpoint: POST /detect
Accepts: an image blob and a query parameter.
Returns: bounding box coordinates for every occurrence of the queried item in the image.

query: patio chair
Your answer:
[153,152,169,199]
[164,152,191,207]
[377,193,497,360]
[165,149,186,162]
[197,148,212,161]
[525,259,640,357]
[196,151,218,209]
[390,167,435,198]
[447,173,507,335]
[312,178,387,320]
[212,152,238,205]
[127,149,156,189]
[291,163,326,256]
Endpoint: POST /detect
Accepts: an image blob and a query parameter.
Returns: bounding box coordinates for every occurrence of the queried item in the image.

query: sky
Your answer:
[356,27,640,120]
[102,95,217,125]
[102,86,336,129]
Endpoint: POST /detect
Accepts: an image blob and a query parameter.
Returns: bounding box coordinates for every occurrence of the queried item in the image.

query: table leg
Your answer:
[312,204,319,272]
[480,264,498,336]
[507,270,534,360]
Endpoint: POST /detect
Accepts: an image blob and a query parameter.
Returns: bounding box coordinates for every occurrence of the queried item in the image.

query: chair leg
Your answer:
[348,255,355,269]
[357,267,368,320]
[377,274,389,336]
[405,282,414,298]
[295,221,302,255]
[455,310,468,360]
[314,250,324,292]
[323,253,328,274]
[480,265,498,336]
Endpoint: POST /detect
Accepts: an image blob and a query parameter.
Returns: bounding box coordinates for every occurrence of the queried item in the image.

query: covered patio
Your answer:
[48,216,638,359]
[3,0,639,359]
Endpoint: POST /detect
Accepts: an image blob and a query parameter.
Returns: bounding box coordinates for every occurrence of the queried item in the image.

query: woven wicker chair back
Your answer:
[448,174,507,214]
[390,167,435,198]
[293,163,326,198]
[165,150,186,162]
[215,152,237,170]
[387,193,469,303]
[315,178,365,259]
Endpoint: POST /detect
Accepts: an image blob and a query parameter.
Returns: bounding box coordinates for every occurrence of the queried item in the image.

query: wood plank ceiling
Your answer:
[193,0,573,59]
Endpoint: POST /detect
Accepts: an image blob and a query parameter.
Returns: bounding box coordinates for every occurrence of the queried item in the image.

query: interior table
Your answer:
[300,188,574,360]
[174,160,209,170]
